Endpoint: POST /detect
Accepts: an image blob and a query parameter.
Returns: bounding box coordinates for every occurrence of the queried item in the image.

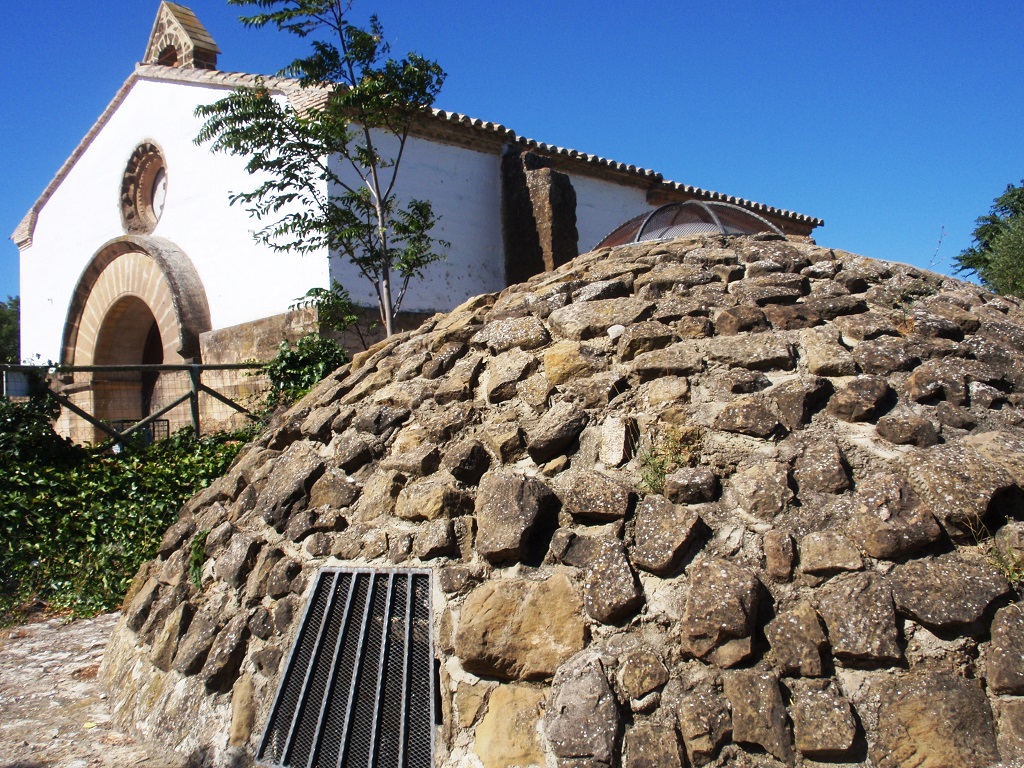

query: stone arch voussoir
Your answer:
[61,236,211,366]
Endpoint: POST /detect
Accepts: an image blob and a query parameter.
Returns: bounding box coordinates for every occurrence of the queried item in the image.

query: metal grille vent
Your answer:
[258,568,435,768]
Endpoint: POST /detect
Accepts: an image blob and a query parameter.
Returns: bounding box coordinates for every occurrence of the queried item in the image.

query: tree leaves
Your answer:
[0,296,18,364]
[262,333,349,407]
[955,180,1024,297]
[197,1,448,335]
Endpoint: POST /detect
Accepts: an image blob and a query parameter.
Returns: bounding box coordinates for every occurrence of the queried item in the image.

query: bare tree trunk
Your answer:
[381,268,395,337]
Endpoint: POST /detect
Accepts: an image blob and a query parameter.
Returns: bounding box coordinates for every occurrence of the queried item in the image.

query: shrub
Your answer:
[0,419,244,625]
[263,333,348,408]
[636,425,702,495]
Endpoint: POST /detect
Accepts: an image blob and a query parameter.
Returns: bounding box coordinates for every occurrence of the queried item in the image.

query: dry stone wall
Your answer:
[100,234,1024,767]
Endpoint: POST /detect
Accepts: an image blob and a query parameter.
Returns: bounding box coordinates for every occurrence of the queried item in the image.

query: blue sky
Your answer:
[2,0,1023,303]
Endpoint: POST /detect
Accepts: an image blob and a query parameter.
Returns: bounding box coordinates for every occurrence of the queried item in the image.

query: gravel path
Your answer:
[0,612,184,768]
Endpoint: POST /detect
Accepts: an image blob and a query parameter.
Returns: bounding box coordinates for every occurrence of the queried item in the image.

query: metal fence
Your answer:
[1,363,269,445]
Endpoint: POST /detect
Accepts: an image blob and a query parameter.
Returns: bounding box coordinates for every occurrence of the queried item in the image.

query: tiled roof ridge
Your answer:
[12,65,821,246]
[128,67,824,226]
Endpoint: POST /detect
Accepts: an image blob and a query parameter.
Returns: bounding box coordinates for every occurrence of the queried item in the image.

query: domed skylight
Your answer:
[596,200,784,249]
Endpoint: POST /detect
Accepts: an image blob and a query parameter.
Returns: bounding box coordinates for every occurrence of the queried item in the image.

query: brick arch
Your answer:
[155,41,180,67]
[61,236,211,366]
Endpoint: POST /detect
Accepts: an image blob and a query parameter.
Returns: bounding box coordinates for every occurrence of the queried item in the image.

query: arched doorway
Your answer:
[91,296,166,428]
[60,236,211,442]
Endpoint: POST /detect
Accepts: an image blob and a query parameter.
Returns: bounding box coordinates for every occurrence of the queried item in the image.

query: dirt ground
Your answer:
[0,612,184,768]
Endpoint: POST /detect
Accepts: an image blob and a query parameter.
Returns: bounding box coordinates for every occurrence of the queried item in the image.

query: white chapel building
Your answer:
[12,2,820,438]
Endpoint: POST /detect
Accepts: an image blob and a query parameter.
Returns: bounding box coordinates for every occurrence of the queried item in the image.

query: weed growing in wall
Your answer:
[636,424,702,495]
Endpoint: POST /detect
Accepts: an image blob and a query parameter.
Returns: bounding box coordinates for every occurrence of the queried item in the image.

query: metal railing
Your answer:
[1,363,268,445]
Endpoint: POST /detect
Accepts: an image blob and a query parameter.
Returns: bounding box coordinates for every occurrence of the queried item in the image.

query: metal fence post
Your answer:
[189,364,201,435]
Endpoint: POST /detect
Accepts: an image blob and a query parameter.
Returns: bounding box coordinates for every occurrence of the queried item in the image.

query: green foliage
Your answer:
[291,279,374,349]
[292,280,360,335]
[195,0,448,335]
[0,422,244,625]
[0,295,18,364]
[0,384,81,466]
[636,425,702,495]
[964,518,1024,600]
[189,529,211,590]
[955,180,1024,297]
[263,333,349,408]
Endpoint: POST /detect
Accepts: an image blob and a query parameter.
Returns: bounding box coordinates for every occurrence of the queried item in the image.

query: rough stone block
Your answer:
[826,374,893,423]
[728,461,792,520]
[577,536,644,624]
[677,681,731,767]
[816,572,901,664]
[789,679,856,759]
[473,685,546,768]
[395,473,469,522]
[763,530,795,581]
[201,614,249,693]
[548,297,653,340]
[441,438,491,485]
[454,572,585,681]
[891,552,1009,629]
[545,653,620,768]
[870,671,999,768]
[798,531,863,575]
[623,723,683,768]
[663,466,718,504]
[255,441,325,531]
[713,397,783,438]
[722,669,792,764]
[525,401,588,463]
[846,472,941,559]
[617,649,669,702]
[765,601,827,677]
[475,469,557,564]
[151,601,194,673]
[714,305,768,335]
[171,610,217,675]
[472,315,551,353]
[631,494,704,576]
[214,532,261,588]
[557,469,633,521]
[681,559,760,667]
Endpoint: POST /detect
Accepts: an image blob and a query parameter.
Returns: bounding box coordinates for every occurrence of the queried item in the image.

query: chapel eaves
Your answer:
[12,64,822,249]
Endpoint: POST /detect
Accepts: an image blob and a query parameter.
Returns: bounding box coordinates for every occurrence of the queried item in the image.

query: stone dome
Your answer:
[101,233,1024,768]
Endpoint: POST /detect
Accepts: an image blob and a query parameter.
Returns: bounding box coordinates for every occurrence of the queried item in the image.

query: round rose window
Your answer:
[120,142,167,234]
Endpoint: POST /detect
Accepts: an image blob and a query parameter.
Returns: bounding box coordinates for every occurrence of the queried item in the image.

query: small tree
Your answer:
[195,0,447,336]
[955,181,1024,297]
[0,296,19,364]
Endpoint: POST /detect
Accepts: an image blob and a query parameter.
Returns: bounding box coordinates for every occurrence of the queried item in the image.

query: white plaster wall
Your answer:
[327,133,505,316]
[20,77,328,363]
[20,73,651,361]
[569,173,652,254]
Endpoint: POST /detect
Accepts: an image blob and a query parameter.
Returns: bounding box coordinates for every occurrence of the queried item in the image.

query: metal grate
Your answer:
[258,568,435,768]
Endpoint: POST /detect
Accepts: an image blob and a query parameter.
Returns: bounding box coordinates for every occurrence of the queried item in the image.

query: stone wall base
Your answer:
[100,616,263,768]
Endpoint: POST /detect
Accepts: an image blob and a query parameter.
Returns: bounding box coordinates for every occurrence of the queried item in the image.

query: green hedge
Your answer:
[0,396,244,625]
